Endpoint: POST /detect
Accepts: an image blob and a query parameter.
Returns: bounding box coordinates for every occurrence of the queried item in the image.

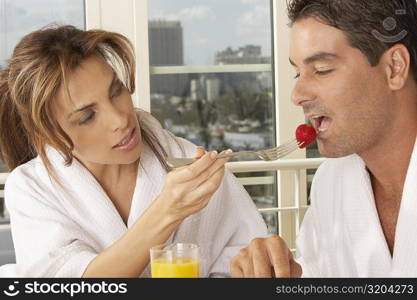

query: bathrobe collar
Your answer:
[344,137,417,276]
[45,143,169,249]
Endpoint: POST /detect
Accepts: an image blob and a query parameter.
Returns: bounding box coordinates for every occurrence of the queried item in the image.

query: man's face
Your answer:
[289,18,393,158]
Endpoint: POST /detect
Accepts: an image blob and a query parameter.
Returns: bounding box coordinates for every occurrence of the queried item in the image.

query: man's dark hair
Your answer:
[287,0,417,81]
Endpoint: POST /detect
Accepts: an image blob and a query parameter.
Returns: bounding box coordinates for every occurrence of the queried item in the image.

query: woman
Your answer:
[0,25,267,277]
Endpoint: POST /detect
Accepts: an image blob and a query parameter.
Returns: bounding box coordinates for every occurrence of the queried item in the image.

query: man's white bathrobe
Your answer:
[297,139,417,277]
[0,112,267,277]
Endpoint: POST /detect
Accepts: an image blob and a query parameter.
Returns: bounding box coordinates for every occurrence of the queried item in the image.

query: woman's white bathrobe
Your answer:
[297,138,417,277]
[1,112,267,277]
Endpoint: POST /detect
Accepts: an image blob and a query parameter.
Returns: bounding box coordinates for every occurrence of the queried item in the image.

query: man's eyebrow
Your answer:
[289,52,339,67]
[67,72,117,119]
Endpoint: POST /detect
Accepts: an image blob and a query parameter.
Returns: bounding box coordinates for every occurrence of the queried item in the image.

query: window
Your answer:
[0,0,85,224]
[147,0,279,234]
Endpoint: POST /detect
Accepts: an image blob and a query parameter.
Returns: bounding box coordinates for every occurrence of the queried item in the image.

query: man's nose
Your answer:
[291,77,316,107]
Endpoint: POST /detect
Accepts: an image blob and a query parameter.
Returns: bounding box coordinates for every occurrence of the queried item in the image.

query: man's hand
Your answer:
[230,235,302,278]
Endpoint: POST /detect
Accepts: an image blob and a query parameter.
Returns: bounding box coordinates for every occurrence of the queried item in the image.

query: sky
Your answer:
[0,0,84,67]
[148,0,272,65]
[0,0,272,67]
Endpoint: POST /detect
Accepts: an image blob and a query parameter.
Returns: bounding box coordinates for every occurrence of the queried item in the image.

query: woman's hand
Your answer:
[157,147,231,222]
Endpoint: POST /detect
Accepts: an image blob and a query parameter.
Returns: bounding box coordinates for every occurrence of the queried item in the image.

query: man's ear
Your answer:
[382,44,410,91]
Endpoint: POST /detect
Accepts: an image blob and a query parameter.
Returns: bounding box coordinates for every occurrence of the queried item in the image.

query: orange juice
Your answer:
[151,257,200,278]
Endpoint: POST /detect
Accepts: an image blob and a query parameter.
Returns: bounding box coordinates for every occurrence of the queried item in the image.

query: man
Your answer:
[230,0,417,277]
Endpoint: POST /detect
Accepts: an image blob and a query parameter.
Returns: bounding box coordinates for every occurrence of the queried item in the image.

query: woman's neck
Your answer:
[80,158,139,190]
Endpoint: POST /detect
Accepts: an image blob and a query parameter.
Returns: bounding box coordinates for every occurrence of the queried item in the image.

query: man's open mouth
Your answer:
[310,115,332,134]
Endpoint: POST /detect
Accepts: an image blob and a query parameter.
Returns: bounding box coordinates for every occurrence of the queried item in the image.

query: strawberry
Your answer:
[295,124,317,149]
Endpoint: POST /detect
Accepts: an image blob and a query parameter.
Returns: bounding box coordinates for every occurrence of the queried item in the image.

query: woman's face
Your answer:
[53,55,142,167]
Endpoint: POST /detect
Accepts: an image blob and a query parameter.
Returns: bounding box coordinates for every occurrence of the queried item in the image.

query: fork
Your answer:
[166,139,302,168]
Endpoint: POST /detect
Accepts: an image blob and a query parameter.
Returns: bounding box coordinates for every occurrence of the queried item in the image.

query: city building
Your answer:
[148,20,188,96]
[214,45,272,94]
[215,45,271,65]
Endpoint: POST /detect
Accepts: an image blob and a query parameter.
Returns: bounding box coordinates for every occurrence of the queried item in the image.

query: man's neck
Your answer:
[358,83,417,255]
[360,101,417,194]
[362,136,414,195]
[361,124,416,256]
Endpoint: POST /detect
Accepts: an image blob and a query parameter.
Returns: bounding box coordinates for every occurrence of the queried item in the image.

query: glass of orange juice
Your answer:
[150,243,200,278]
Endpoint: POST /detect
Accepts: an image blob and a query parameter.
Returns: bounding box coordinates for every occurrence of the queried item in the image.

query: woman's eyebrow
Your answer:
[67,72,117,119]
[67,103,96,119]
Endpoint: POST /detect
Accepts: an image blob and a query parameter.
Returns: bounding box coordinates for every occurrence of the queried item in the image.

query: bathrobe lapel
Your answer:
[392,138,417,276]
[342,155,392,276]
[127,144,167,228]
[47,147,128,249]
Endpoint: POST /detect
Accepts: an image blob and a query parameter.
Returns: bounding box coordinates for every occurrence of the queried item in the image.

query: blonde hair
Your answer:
[0,25,170,177]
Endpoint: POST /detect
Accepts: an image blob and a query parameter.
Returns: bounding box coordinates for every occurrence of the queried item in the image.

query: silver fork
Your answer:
[166,139,302,168]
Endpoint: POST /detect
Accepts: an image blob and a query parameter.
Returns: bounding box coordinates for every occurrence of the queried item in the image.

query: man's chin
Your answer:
[317,143,354,158]
[320,152,347,158]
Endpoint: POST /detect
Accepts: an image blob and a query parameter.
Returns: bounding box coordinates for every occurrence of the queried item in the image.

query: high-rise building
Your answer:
[148,20,183,66]
[148,20,188,96]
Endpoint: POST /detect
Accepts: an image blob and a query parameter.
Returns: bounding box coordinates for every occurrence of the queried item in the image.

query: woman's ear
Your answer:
[382,44,410,91]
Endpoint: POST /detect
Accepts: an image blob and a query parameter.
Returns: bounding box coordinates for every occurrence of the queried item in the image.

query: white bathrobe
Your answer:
[0,112,267,277]
[297,138,417,277]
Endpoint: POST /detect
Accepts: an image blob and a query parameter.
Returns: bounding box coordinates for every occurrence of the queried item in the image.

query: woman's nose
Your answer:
[108,105,128,132]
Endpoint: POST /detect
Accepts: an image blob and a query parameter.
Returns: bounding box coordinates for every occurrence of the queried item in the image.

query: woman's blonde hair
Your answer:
[0,25,170,177]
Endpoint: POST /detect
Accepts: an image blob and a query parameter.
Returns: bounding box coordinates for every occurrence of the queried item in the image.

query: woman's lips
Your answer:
[113,128,139,151]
